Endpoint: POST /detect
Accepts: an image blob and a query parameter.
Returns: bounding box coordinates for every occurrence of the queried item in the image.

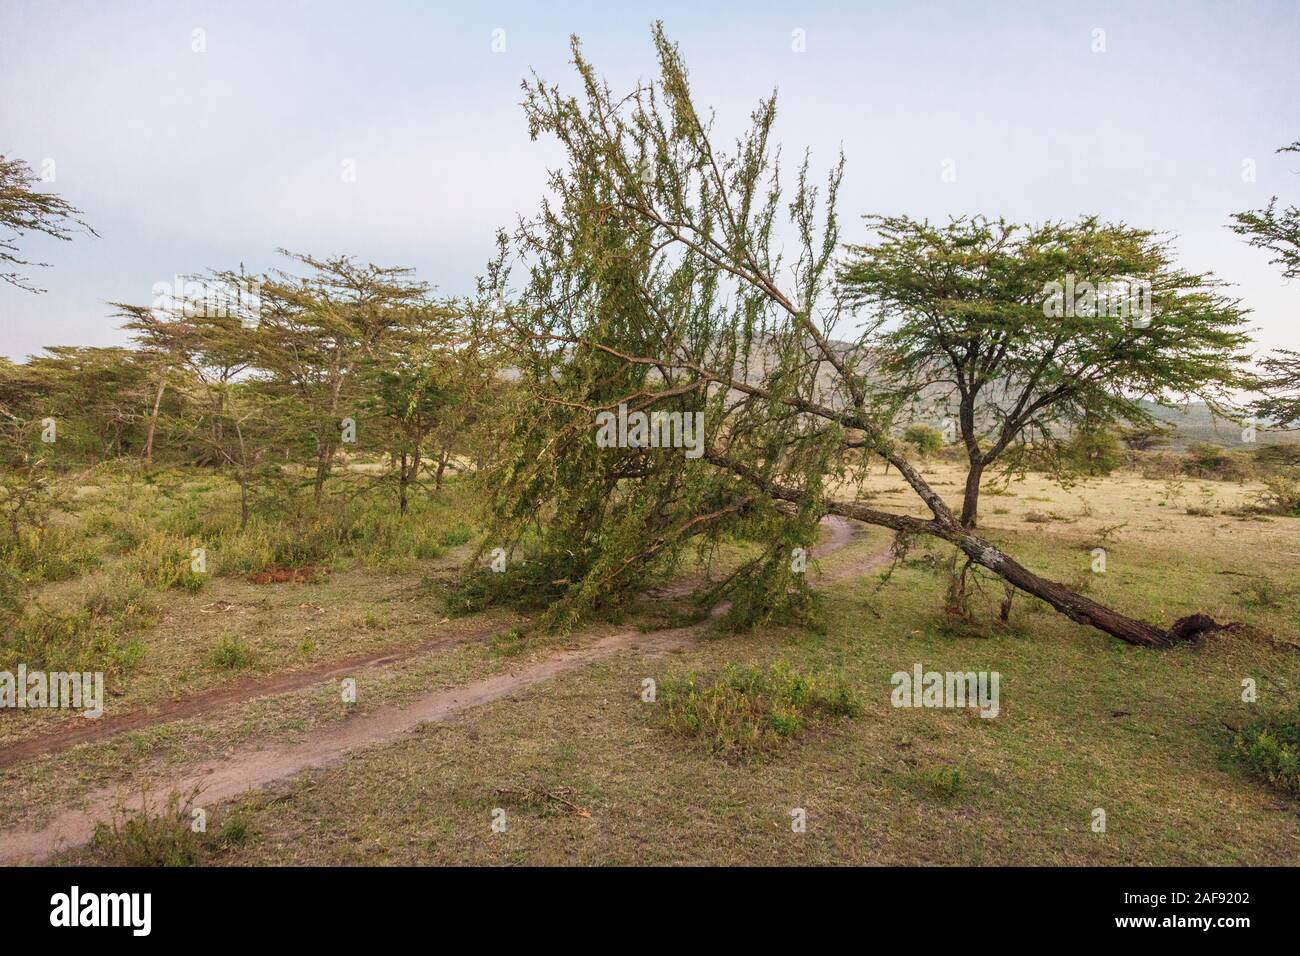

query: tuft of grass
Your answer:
[1237,576,1284,610]
[89,789,204,867]
[488,627,530,658]
[915,765,966,799]
[1231,703,1300,796]
[657,660,861,760]
[0,581,151,677]
[88,789,252,866]
[206,633,255,671]
[127,532,206,591]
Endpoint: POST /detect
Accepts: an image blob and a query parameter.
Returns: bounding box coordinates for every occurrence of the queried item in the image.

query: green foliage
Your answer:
[1232,141,1300,427]
[0,582,151,677]
[1183,442,1252,481]
[657,660,861,760]
[1230,141,1300,281]
[1256,471,1300,516]
[1064,425,1123,477]
[206,633,255,671]
[903,424,945,458]
[1231,703,1300,796]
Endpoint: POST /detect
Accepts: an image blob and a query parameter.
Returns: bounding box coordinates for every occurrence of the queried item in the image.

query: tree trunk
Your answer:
[313,439,334,506]
[399,450,409,516]
[435,450,448,490]
[712,453,1222,649]
[143,377,166,466]
[960,457,983,528]
[950,533,1175,647]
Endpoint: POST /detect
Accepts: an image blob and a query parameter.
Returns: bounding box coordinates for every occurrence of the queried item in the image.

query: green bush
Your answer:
[206,633,255,671]
[1184,442,1252,482]
[1256,471,1300,516]
[903,424,945,458]
[1231,704,1300,796]
[1064,426,1123,476]
[658,660,861,759]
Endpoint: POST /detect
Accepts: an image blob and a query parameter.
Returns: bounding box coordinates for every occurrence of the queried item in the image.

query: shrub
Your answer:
[1064,426,1123,476]
[206,633,255,671]
[657,660,861,760]
[1231,704,1300,796]
[1256,472,1300,516]
[903,424,946,458]
[1183,442,1252,482]
[88,789,249,866]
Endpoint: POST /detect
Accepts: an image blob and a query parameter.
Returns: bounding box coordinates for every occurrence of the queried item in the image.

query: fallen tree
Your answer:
[472,24,1242,648]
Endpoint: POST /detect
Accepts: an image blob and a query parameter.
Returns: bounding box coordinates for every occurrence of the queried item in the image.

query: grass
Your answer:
[4,460,1297,866]
[87,787,253,866]
[1230,703,1300,796]
[206,633,256,671]
[657,661,862,760]
[0,472,485,740]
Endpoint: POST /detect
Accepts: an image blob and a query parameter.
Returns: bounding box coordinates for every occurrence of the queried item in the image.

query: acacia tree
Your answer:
[16,346,153,460]
[0,154,96,292]
[357,303,464,514]
[1232,140,1300,428]
[0,360,65,544]
[838,215,1249,527]
[474,25,1234,647]
[252,252,430,504]
[119,300,289,527]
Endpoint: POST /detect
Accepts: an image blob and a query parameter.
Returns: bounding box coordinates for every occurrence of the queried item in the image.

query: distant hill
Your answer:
[1142,401,1299,450]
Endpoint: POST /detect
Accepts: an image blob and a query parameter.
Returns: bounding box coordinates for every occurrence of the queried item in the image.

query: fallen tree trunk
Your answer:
[710,452,1223,648]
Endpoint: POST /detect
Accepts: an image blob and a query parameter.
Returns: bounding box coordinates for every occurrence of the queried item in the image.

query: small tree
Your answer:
[1065,424,1123,477]
[357,305,462,514]
[1231,141,1300,429]
[470,25,1239,647]
[0,154,96,292]
[838,215,1250,527]
[1120,423,1172,452]
[903,424,944,458]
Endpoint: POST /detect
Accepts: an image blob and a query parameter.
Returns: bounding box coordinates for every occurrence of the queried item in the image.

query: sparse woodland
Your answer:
[1,24,1299,870]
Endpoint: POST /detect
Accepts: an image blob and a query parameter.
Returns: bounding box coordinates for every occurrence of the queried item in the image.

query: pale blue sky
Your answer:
[2,0,1298,360]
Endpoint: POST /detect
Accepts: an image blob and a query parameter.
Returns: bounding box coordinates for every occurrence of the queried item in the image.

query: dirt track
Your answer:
[0,516,885,864]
